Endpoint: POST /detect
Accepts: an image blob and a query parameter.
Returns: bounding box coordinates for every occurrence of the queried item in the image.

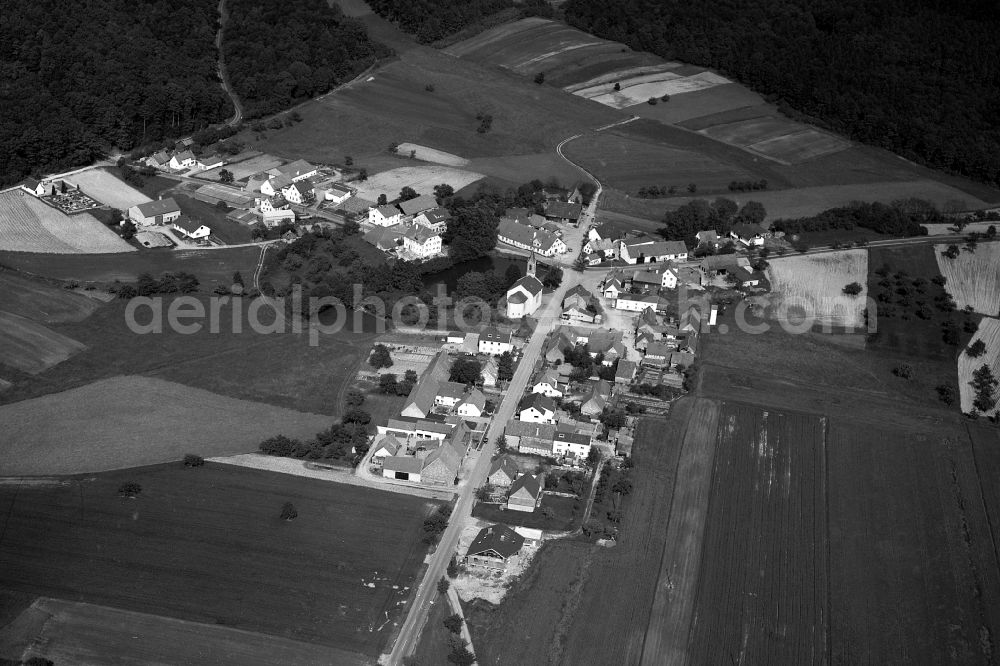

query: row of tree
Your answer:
[564,0,1000,188]
[771,200,939,237]
[659,198,767,249]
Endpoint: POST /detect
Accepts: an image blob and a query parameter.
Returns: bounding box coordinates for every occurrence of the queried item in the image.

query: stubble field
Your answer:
[0,464,439,660]
[0,189,134,254]
[935,241,1000,315]
[957,317,1000,417]
[351,165,483,201]
[0,311,86,375]
[765,249,869,329]
[68,168,152,209]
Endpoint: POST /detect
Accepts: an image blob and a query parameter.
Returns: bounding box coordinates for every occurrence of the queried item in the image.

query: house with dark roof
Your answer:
[497,218,567,257]
[479,328,513,355]
[488,455,520,489]
[420,441,462,485]
[465,524,525,569]
[552,431,592,460]
[730,223,767,247]
[271,159,318,182]
[370,434,403,463]
[643,342,673,367]
[382,455,424,482]
[507,474,543,512]
[398,194,438,216]
[518,394,556,423]
[171,216,211,240]
[615,360,637,385]
[503,420,557,452]
[363,224,404,252]
[414,207,451,233]
[580,379,612,416]
[544,201,583,224]
[695,229,720,248]
[281,180,316,205]
[128,197,182,226]
[145,151,172,169]
[457,388,487,417]
[531,368,563,398]
[400,351,451,418]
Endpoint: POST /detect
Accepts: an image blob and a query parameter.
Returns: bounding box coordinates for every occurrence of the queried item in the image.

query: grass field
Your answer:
[630,83,766,125]
[0,464,439,659]
[0,311,86,375]
[0,189,134,254]
[958,317,1000,417]
[581,71,730,109]
[685,402,827,665]
[935,241,1000,315]
[352,165,483,201]
[0,245,262,285]
[174,193,253,244]
[69,168,152,209]
[198,153,284,182]
[471,494,580,531]
[1,598,368,666]
[562,132,757,194]
[0,270,100,323]
[696,115,850,164]
[395,143,468,167]
[765,250,869,329]
[0,375,335,475]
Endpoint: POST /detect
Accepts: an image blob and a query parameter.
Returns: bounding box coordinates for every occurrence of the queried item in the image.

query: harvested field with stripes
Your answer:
[697,115,850,164]
[68,168,151,209]
[0,311,86,374]
[935,241,1000,315]
[0,189,134,254]
[765,250,869,330]
[0,270,100,323]
[958,317,1000,417]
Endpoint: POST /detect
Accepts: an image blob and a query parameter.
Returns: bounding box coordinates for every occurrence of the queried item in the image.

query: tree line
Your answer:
[223,0,391,118]
[368,0,553,43]
[564,0,1000,188]
[0,0,229,186]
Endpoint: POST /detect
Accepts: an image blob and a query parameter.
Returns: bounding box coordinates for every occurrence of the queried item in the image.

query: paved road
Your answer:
[385,277,577,664]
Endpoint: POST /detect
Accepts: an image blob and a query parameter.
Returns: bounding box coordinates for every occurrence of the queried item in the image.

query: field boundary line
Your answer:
[822,416,833,664]
[965,423,1000,581]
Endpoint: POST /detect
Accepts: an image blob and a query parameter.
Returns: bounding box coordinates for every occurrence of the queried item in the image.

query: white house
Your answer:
[145,151,172,170]
[169,150,196,170]
[456,389,487,417]
[506,254,543,319]
[601,270,626,300]
[615,293,663,312]
[281,181,315,206]
[620,239,688,264]
[260,175,292,197]
[324,183,353,204]
[518,394,556,424]
[497,219,566,258]
[479,328,513,355]
[369,204,402,227]
[730,223,767,247]
[19,178,47,197]
[402,224,442,258]
[551,432,591,460]
[171,216,211,239]
[129,198,182,226]
[531,369,562,398]
[370,434,403,463]
[196,154,224,170]
[414,207,451,233]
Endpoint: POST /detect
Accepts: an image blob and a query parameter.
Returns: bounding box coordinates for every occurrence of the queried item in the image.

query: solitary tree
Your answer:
[967,340,987,357]
[118,481,142,498]
[534,72,545,84]
[345,390,365,407]
[443,613,464,634]
[344,155,353,166]
[369,344,393,369]
[183,454,205,467]
[280,502,298,521]
[613,82,621,91]
[399,186,418,201]
[377,193,388,206]
[358,168,368,181]
[843,282,863,296]
[437,577,450,594]
[219,169,234,184]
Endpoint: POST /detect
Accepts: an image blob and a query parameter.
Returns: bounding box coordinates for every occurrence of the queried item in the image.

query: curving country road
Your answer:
[215,0,243,127]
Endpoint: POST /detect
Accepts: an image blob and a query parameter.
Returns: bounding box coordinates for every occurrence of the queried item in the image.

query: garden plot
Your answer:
[583,71,730,109]
[765,250,869,330]
[0,189,134,254]
[352,166,483,201]
[396,143,468,167]
[70,168,151,209]
[934,241,1000,315]
[957,317,1000,417]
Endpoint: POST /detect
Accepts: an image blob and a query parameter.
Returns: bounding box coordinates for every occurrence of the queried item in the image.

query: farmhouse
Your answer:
[169,151,196,170]
[503,420,557,452]
[580,379,612,416]
[465,524,525,570]
[544,201,583,224]
[552,431,592,460]
[281,181,316,206]
[615,359,637,385]
[380,417,454,441]
[506,255,544,319]
[730,223,767,247]
[435,381,467,408]
[585,329,625,364]
[129,198,182,226]
[620,239,688,264]
[643,342,673,368]
[382,455,424,483]
[369,434,403,464]
[481,357,499,387]
[400,351,451,418]
[695,230,720,249]
[420,441,462,485]
[143,151,172,170]
[260,174,293,197]
[488,455,520,489]
[196,154,224,170]
[369,204,402,227]
[601,271,627,299]
[497,218,566,257]
[271,159,318,183]
[364,224,404,252]
[614,293,665,313]
[171,217,211,240]
[700,254,748,278]
[398,194,438,217]
[479,328,513,355]
[531,368,563,398]
[679,305,703,333]
[414,207,451,233]
[401,224,442,258]
[322,182,354,204]
[507,474,542,512]
[589,222,628,244]
[518,394,556,423]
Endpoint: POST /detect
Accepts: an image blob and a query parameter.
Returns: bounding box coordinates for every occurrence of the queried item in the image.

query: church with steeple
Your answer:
[505,252,544,319]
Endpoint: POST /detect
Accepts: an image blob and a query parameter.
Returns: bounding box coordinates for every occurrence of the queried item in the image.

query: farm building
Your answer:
[398,194,438,216]
[479,328,513,355]
[144,151,171,169]
[382,455,423,483]
[481,357,499,387]
[580,380,612,417]
[370,434,403,463]
[602,271,627,299]
[364,224,404,252]
[507,474,542,512]
[369,204,402,227]
[643,342,673,368]
[504,420,557,452]
[193,184,252,208]
[730,223,767,246]
[497,218,567,257]
[695,230,721,249]
[544,201,582,224]
[465,524,525,570]
[196,154,224,170]
[620,239,688,264]
[270,159,318,183]
[260,174,293,197]
[171,217,211,240]
[129,198,181,226]
[282,181,316,206]
[400,351,451,418]
[552,432,592,460]
[319,182,354,204]
[614,293,664,313]
[420,442,462,485]
[615,360,637,385]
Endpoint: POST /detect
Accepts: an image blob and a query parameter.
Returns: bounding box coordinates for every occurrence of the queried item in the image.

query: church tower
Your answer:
[527,251,537,278]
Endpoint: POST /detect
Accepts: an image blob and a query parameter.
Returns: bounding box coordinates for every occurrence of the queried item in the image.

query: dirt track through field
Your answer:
[640,397,720,666]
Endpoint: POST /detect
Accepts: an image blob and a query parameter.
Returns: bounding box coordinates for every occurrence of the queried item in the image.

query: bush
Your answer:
[892,364,914,379]
[534,72,545,84]
[183,454,205,467]
[437,577,450,593]
[443,613,464,634]
[967,339,987,358]
[369,344,393,369]
[118,481,142,498]
[843,282,863,296]
[280,501,298,521]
